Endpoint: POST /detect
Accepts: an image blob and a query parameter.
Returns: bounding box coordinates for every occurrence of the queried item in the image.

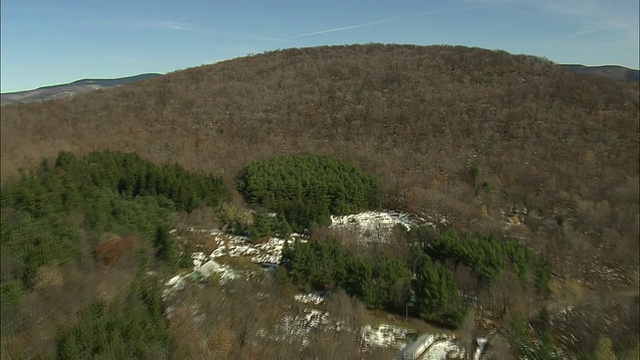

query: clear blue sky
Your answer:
[2,0,638,92]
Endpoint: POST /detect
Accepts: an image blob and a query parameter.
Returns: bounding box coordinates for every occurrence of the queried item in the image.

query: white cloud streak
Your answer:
[546,1,639,58]
[83,13,216,33]
[175,13,198,22]
[466,0,638,43]
[143,15,215,32]
[294,18,396,38]
[410,11,440,17]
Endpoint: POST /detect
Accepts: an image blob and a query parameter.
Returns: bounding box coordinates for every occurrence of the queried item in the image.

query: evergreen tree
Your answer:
[594,337,618,360]
[274,213,292,238]
[153,225,178,269]
[412,252,463,327]
[136,247,151,276]
[414,254,440,317]
[58,334,82,360]
[237,154,381,231]
[250,208,272,241]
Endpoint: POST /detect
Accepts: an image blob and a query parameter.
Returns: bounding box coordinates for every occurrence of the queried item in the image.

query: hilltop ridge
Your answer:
[3,61,636,107]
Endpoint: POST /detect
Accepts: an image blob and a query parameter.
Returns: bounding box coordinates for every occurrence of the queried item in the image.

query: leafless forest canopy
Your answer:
[3,43,638,260]
[1,43,638,358]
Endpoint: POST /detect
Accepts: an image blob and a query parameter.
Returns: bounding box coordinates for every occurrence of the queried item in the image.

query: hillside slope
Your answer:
[1,44,638,280]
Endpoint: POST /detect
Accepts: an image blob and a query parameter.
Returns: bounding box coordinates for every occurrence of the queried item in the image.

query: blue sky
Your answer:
[1,0,638,92]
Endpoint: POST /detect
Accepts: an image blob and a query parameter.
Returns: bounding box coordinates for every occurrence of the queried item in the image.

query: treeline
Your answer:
[0,150,226,289]
[57,150,227,212]
[281,237,465,328]
[417,228,550,291]
[281,228,551,328]
[237,154,381,231]
[0,150,231,358]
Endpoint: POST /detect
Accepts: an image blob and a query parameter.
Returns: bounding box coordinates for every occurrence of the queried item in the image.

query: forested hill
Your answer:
[1,43,638,359]
[1,44,638,276]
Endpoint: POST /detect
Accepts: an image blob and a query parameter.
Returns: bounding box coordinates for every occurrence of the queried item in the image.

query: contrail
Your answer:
[294,18,395,38]
[175,13,198,22]
[411,11,439,17]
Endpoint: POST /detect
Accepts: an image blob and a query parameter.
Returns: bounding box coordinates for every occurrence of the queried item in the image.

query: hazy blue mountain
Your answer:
[561,64,639,83]
[1,73,162,105]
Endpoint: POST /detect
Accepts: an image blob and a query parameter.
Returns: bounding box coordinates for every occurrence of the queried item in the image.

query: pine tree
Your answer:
[594,337,618,360]
[154,225,178,269]
[358,259,375,307]
[414,254,439,317]
[274,213,292,238]
[136,247,151,276]
[58,334,82,360]
[250,208,271,242]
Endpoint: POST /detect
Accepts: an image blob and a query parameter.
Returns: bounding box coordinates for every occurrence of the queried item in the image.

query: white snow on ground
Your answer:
[163,274,186,298]
[421,339,462,360]
[163,228,309,301]
[162,274,186,300]
[186,211,445,264]
[165,274,184,287]
[250,237,295,264]
[256,310,477,360]
[398,333,485,360]
[330,211,420,243]
[207,232,307,265]
[164,212,470,357]
[329,210,449,243]
[294,292,326,305]
[195,259,238,284]
[191,252,207,267]
[361,323,412,349]
[474,337,487,360]
[256,310,413,350]
[256,308,338,347]
[162,252,238,299]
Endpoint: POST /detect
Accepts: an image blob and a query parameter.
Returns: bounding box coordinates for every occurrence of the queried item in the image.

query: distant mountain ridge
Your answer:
[0,73,162,105]
[561,64,639,83]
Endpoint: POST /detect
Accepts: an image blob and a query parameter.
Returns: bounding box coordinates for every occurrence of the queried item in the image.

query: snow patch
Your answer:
[329,210,447,243]
[256,308,337,347]
[361,323,412,349]
[207,232,306,266]
[421,339,461,360]
[162,274,187,300]
[398,333,485,360]
[294,292,326,305]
